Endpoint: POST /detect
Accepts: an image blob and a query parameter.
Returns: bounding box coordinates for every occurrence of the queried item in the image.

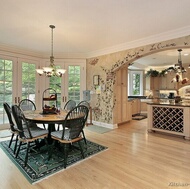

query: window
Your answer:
[68,65,81,104]
[128,70,143,96]
[21,62,36,101]
[0,58,13,124]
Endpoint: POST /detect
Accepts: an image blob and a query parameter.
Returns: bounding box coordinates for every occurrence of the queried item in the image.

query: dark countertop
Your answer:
[147,101,190,107]
[128,96,147,99]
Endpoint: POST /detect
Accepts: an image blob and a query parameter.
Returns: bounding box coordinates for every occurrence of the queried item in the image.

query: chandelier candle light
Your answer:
[170,49,189,102]
[36,25,66,77]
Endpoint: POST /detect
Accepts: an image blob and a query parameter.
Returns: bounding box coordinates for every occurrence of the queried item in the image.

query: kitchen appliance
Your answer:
[168,92,175,99]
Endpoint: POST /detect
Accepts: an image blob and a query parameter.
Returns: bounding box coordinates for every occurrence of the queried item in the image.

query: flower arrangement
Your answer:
[171,73,189,97]
[171,73,189,85]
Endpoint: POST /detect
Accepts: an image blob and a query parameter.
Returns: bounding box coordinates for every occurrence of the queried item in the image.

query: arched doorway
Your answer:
[114,46,190,125]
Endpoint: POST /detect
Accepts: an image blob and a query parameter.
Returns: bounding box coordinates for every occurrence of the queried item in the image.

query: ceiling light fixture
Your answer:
[174,49,186,73]
[36,25,66,77]
[171,49,189,95]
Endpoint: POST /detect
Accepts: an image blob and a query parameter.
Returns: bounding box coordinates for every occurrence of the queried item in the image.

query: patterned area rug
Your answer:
[132,113,147,120]
[0,139,107,184]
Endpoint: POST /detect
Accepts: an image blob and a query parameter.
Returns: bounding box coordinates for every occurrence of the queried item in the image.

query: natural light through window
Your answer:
[128,70,143,96]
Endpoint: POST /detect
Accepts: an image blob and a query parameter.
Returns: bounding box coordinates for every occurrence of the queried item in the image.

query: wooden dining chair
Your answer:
[48,105,89,168]
[77,101,90,143]
[57,100,77,131]
[12,105,49,167]
[64,100,76,111]
[3,103,19,154]
[77,100,90,109]
[19,99,36,111]
[19,99,46,129]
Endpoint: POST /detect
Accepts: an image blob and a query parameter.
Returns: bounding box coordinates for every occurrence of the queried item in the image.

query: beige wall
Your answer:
[86,35,190,125]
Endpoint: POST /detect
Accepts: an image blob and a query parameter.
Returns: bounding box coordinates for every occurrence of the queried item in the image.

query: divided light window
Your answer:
[68,66,80,104]
[49,65,81,106]
[0,59,13,124]
[132,73,140,95]
[128,70,143,96]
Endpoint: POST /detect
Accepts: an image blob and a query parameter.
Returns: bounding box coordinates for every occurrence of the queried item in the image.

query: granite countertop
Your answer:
[147,101,190,107]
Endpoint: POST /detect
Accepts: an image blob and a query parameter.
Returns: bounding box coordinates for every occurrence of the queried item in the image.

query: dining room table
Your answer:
[24,110,68,144]
[23,109,86,144]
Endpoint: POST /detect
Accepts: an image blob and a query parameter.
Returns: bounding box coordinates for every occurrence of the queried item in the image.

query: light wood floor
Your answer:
[0,119,190,189]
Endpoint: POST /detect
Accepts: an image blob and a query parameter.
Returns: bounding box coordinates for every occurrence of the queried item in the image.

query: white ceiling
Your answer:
[1,0,190,58]
[130,48,190,70]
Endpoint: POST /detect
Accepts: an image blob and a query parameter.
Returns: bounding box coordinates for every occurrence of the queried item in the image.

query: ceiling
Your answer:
[1,0,190,59]
[130,48,190,70]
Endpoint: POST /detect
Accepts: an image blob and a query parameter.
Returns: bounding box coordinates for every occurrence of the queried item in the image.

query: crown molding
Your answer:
[86,25,190,58]
[0,43,88,59]
[1,26,190,59]
[0,43,42,58]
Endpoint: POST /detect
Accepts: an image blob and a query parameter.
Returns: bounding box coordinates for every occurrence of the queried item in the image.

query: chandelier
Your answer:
[170,49,189,84]
[36,25,66,77]
[173,49,186,73]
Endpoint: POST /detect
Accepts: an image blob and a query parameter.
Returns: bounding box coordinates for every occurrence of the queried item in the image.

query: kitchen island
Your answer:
[147,101,190,140]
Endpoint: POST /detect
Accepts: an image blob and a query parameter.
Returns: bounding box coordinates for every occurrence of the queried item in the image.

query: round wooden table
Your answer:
[24,110,68,124]
[24,110,68,144]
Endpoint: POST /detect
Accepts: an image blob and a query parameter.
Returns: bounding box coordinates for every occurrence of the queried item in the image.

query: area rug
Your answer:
[85,125,112,134]
[132,113,147,120]
[0,139,107,184]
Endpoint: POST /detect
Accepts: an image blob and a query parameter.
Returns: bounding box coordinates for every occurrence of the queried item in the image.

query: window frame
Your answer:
[128,70,144,96]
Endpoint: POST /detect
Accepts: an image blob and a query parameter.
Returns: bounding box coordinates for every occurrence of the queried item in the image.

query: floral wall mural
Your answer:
[86,35,190,127]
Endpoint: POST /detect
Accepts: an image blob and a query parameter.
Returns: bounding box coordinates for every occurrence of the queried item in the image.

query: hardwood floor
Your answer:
[0,119,190,189]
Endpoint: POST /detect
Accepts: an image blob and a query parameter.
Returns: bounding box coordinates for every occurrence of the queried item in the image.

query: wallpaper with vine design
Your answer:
[86,35,190,125]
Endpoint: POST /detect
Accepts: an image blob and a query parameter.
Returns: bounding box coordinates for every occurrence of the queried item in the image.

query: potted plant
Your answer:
[145,69,159,77]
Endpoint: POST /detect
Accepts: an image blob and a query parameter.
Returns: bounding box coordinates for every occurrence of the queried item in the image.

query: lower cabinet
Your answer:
[131,99,141,115]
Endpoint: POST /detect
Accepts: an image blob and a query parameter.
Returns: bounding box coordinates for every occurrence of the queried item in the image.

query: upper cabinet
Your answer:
[160,73,176,90]
[145,76,159,90]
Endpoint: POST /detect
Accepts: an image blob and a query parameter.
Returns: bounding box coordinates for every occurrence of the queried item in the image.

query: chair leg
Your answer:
[13,135,18,154]
[78,141,85,159]
[43,124,46,129]
[24,142,30,167]
[63,144,69,169]
[16,141,22,158]
[8,133,14,148]
[82,130,87,145]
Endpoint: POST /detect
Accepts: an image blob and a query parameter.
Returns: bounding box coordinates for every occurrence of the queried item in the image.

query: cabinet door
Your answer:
[160,76,167,89]
[166,72,176,89]
[152,77,160,90]
[114,68,131,124]
[146,77,160,90]
[132,99,141,115]
[127,101,132,121]
[141,101,147,112]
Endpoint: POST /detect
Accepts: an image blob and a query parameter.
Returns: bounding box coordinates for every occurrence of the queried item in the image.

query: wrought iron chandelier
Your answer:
[170,49,189,85]
[36,25,66,77]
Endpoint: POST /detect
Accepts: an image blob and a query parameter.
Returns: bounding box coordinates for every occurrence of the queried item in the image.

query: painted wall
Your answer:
[86,35,190,126]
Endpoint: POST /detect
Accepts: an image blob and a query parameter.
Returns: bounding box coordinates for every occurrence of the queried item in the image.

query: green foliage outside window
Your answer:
[132,73,140,95]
